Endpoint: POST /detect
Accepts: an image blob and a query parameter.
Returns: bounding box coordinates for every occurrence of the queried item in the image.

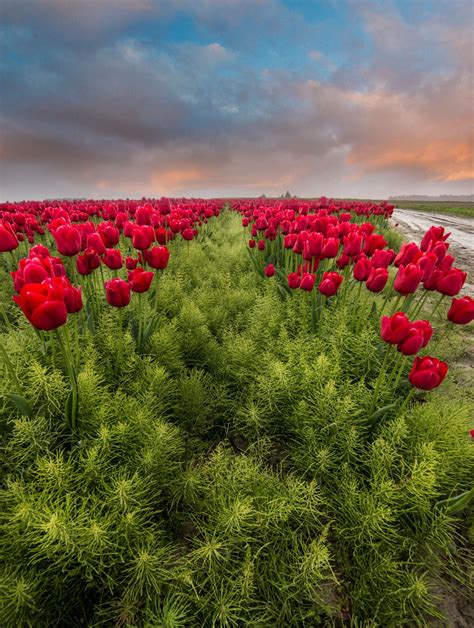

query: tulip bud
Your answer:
[104,278,131,308]
[102,248,123,270]
[394,264,423,295]
[287,272,301,289]
[447,296,474,324]
[366,267,388,292]
[437,268,467,297]
[409,356,448,390]
[128,267,154,293]
[144,245,170,270]
[264,264,275,277]
[300,273,315,291]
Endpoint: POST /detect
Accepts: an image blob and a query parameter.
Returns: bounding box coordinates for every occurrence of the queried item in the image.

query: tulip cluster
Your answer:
[235,196,472,401]
[1,197,223,433]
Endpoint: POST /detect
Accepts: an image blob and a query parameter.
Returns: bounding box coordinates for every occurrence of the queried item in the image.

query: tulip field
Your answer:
[0,197,473,626]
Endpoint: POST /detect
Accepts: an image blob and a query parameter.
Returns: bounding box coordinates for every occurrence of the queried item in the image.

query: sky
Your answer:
[0,0,473,201]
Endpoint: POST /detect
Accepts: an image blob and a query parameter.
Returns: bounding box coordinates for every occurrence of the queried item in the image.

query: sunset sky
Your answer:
[1,0,473,200]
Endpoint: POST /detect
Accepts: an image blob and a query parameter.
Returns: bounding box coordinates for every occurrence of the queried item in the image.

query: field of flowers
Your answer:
[0,197,473,626]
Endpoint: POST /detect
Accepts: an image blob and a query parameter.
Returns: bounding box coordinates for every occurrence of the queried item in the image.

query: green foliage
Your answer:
[0,212,473,626]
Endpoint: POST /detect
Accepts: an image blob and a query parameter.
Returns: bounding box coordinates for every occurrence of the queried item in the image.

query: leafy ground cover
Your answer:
[0,199,473,626]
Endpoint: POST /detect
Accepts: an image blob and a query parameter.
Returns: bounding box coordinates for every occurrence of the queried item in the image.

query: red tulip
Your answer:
[371,248,395,269]
[264,263,275,277]
[420,226,449,252]
[343,232,363,257]
[126,256,139,270]
[0,222,19,252]
[437,268,467,297]
[409,356,448,390]
[104,278,131,307]
[248,239,256,249]
[287,272,301,289]
[144,246,170,270]
[300,273,315,291]
[257,239,266,251]
[102,248,123,270]
[364,233,387,256]
[182,227,194,241]
[394,242,421,267]
[318,271,343,297]
[53,277,83,313]
[447,296,474,324]
[87,232,106,256]
[393,264,423,295]
[13,281,68,331]
[76,249,101,275]
[353,257,372,281]
[417,253,437,282]
[397,320,432,355]
[381,312,410,344]
[284,234,297,249]
[97,222,120,247]
[53,224,81,256]
[132,226,154,251]
[128,267,154,293]
[366,267,388,292]
[322,237,339,258]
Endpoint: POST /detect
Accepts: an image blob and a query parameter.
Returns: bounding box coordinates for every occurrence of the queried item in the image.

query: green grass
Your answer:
[393,201,474,218]
[0,211,473,626]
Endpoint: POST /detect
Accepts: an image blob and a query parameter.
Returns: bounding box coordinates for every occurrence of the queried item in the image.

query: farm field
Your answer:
[0,197,473,626]
[393,201,474,219]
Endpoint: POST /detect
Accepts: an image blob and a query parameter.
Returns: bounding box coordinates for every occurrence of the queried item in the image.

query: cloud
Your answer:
[0,0,473,200]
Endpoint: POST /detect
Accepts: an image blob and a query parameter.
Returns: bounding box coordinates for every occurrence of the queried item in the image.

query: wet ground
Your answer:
[392,208,474,295]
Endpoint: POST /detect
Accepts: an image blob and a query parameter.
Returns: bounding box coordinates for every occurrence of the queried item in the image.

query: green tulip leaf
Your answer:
[7,393,34,417]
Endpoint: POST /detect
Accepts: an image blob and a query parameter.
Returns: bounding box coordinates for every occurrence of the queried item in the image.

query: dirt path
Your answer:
[392,208,474,295]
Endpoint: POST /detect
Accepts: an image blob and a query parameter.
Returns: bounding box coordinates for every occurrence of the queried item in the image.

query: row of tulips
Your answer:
[0,198,223,432]
[232,197,473,413]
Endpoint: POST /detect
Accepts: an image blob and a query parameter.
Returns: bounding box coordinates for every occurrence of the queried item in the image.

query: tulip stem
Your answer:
[138,293,143,352]
[399,387,417,415]
[369,346,392,416]
[154,272,160,311]
[55,328,78,432]
[428,293,445,321]
[0,340,23,396]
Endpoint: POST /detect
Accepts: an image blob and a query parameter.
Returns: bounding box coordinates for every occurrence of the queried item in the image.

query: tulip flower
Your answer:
[76,249,101,275]
[353,257,372,281]
[300,273,315,291]
[132,226,154,251]
[248,239,256,249]
[394,242,421,267]
[397,321,432,355]
[409,356,448,390]
[144,245,170,270]
[0,222,19,252]
[322,237,339,258]
[102,248,123,270]
[437,268,467,297]
[87,232,106,256]
[52,224,81,256]
[284,234,297,249]
[128,267,154,293]
[264,263,275,277]
[182,228,194,241]
[366,267,388,292]
[53,277,83,313]
[125,256,139,270]
[13,281,68,331]
[381,312,411,344]
[420,226,449,252]
[447,296,474,324]
[318,271,343,297]
[257,239,266,251]
[287,272,301,289]
[343,232,363,257]
[371,249,395,269]
[104,278,131,308]
[393,264,423,295]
